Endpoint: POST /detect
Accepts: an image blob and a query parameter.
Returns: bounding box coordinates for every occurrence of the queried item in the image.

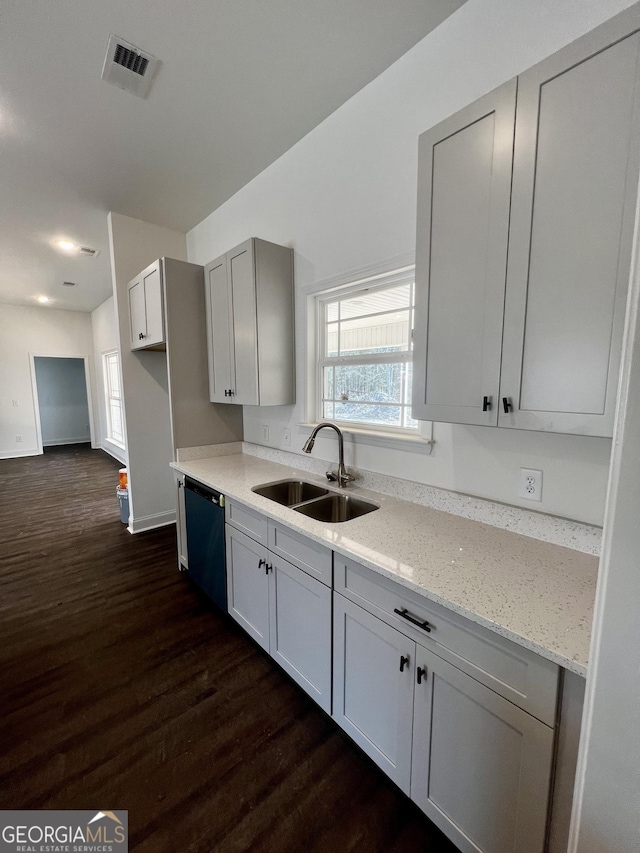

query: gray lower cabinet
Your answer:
[223,500,560,852]
[333,593,555,853]
[412,644,554,853]
[333,593,415,791]
[226,525,271,650]
[269,556,332,712]
[413,6,640,437]
[225,520,332,712]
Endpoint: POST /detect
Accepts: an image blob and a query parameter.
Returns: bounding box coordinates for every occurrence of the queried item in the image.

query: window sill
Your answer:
[297,422,434,453]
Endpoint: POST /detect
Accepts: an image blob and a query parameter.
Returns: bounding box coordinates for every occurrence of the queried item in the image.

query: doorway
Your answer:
[31,356,95,451]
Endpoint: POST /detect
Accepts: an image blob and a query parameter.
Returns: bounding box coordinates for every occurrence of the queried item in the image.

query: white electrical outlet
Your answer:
[519,468,543,502]
[261,424,270,443]
[282,427,291,446]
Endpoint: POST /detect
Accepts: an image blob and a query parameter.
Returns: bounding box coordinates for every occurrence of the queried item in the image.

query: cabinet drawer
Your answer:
[268,521,332,587]
[335,555,559,725]
[226,500,268,545]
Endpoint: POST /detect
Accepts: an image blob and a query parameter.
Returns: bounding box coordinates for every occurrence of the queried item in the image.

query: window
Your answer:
[317,271,417,432]
[103,350,124,446]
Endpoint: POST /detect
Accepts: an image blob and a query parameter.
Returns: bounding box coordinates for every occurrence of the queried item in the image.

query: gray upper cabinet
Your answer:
[128,260,165,350]
[500,24,640,435]
[205,237,294,406]
[412,80,516,426]
[413,8,640,437]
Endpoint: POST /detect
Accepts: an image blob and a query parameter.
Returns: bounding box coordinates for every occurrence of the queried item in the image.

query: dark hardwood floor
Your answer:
[0,445,457,852]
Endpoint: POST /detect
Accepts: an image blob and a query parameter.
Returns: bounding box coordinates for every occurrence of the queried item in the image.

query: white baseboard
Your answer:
[128,509,176,534]
[101,441,127,465]
[0,448,42,459]
[42,438,91,446]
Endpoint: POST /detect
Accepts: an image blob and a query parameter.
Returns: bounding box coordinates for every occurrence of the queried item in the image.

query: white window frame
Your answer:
[103,350,125,448]
[316,269,418,436]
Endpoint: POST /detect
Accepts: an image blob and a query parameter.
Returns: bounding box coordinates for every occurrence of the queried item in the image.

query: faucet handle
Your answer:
[326,470,338,482]
[340,472,356,486]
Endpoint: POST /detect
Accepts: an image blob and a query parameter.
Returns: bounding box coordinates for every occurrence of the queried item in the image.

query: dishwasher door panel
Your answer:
[184,484,227,611]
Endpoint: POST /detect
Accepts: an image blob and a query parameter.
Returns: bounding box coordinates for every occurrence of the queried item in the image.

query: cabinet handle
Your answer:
[399,655,410,673]
[393,607,432,633]
[224,389,235,397]
[502,397,512,414]
[266,563,273,574]
[138,332,145,340]
[258,558,266,569]
[482,396,491,412]
[417,666,427,685]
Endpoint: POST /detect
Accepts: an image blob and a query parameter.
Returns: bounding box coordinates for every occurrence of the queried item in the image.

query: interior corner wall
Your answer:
[107,212,187,530]
[186,0,636,526]
[91,295,126,464]
[0,302,98,458]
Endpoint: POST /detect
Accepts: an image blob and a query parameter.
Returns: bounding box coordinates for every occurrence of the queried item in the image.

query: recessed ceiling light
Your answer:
[36,295,50,303]
[55,240,77,253]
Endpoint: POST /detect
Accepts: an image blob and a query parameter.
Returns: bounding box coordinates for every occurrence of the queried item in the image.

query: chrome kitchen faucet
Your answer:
[302,422,355,488]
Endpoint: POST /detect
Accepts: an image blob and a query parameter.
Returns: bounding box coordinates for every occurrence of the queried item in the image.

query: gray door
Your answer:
[228,239,259,405]
[332,594,414,792]
[500,24,640,436]
[142,262,164,347]
[205,256,233,403]
[128,277,146,349]
[226,526,270,652]
[411,646,555,853]
[412,79,516,426]
[269,557,332,712]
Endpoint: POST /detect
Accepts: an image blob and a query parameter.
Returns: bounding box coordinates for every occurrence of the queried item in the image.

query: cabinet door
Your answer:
[176,474,188,570]
[128,277,147,349]
[228,240,259,405]
[142,262,164,347]
[500,26,640,436]
[412,79,516,426]
[269,557,332,712]
[411,646,555,853]
[205,256,234,402]
[333,594,414,792]
[226,525,270,651]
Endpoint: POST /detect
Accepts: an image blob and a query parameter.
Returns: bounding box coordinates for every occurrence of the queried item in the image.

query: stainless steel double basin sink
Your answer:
[251,479,378,523]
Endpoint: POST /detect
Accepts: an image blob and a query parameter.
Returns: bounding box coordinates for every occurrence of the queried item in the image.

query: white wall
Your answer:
[108,212,188,531]
[91,296,126,464]
[569,164,640,853]
[186,0,637,525]
[0,302,97,458]
[33,357,90,445]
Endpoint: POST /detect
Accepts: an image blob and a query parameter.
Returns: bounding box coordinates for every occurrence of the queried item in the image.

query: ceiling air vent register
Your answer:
[78,246,100,258]
[101,35,160,98]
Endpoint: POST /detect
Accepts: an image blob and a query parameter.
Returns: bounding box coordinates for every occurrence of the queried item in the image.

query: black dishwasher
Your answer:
[184,477,227,611]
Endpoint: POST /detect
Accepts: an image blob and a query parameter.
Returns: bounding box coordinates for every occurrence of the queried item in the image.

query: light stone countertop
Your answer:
[172,452,598,676]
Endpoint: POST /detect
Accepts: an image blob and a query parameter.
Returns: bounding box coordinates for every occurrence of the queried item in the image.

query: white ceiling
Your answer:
[0,0,466,313]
